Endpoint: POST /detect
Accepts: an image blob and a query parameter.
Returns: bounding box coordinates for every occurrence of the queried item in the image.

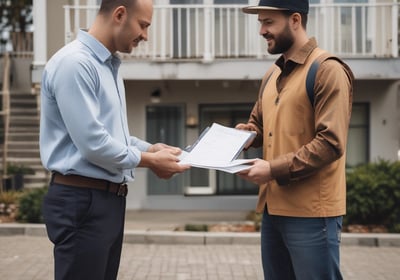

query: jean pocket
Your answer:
[42,187,94,244]
[336,216,343,243]
[73,189,94,228]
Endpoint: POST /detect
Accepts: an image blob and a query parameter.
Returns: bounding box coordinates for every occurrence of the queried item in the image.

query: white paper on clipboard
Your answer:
[179,123,256,173]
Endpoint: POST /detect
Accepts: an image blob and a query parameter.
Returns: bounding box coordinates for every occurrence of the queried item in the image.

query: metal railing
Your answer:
[64,2,399,61]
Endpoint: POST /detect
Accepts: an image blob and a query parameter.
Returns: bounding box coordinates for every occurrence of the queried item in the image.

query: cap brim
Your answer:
[242,6,289,14]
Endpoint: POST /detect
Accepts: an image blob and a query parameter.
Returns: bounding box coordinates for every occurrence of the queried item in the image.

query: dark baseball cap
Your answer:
[242,0,309,14]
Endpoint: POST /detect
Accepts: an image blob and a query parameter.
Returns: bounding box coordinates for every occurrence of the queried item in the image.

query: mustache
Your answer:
[262,33,273,40]
[133,36,143,44]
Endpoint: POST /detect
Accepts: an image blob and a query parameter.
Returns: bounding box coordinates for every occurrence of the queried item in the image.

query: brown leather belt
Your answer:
[52,172,128,197]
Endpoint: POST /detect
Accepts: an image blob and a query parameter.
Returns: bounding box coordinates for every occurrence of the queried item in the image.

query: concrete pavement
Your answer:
[0,235,400,279]
[0,210,400,279]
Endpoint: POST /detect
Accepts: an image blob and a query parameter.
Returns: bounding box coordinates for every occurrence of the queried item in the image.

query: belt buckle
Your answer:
[117,184,128,197]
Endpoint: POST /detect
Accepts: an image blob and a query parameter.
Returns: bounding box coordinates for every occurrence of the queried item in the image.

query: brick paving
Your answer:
[1,235,400,280]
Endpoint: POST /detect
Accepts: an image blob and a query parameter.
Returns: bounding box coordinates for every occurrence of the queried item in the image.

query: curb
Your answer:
[1,224,400,247]
[123,230,261,245]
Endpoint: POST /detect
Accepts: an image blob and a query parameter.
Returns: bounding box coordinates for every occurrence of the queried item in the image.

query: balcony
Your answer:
[64,2,399,61]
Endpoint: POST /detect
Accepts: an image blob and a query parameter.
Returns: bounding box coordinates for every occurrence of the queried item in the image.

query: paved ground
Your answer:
[0,235,400,280]
[1,210,400,279]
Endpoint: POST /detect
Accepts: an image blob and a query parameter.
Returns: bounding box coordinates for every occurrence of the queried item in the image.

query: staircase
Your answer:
[1,90,49,188]
[1,53,49,189]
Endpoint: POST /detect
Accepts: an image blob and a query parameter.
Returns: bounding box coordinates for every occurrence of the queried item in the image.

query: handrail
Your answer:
[0,52,11,191]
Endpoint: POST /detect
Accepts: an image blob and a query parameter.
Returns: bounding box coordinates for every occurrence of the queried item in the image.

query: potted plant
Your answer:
[6,163,35,191]
[0,190,22,222]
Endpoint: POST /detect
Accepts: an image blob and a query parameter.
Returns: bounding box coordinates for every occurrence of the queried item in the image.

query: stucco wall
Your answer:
[122,79,400,209]
[353,80,400,162]
[47,0,70,59]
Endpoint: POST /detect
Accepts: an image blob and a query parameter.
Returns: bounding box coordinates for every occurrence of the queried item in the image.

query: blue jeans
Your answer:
[261,207,343,280]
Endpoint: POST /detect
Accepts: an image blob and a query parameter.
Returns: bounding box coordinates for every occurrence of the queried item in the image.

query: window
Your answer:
[346,103,369,167]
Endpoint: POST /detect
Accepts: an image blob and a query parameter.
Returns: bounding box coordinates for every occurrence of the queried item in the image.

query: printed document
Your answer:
[179,123,256,173]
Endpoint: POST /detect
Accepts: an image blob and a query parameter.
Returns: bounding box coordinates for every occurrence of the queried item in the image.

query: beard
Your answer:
[264,23,294,55]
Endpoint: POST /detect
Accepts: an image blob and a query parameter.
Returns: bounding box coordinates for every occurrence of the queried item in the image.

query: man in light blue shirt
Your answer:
[40,0,190,279]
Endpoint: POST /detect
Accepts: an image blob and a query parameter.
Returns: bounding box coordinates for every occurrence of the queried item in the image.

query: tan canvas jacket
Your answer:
[247,38,354,217]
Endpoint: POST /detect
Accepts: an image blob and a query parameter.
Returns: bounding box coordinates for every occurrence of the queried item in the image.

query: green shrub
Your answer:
[7,163,35,175]
[16,187,47,223]
[0,191,23,205]
[246,210,262,231]
[184,224,208,231]
[345,160,400,232]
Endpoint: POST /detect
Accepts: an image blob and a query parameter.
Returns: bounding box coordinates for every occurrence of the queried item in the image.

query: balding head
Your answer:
[99,0,137,15]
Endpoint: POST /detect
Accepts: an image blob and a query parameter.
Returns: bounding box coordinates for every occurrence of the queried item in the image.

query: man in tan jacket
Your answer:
[236,0,353,279]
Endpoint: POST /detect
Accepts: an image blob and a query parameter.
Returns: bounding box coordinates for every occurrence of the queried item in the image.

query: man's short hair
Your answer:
[282,10,308,29]
[99,0,137,14]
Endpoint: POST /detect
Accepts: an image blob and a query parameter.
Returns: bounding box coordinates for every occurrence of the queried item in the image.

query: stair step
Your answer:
[0,162,44,170]
[0,141,39,151]
[10,98,37,104]
[9,93,36,97]
[10,101,37,108]
[10,115,39,121]
[0,148,39,154]
[8,132,39,136]
[13,173,50,189]
[7,151,40,158]
[8,132,39,137]
[7,150,40,154]
[6,157,43,164]
[25,171,49,178]
[9,90,36,95]
[8,136,39,142]
[10,108,38,115]
[8,122,39,127]
[8,127,39,133]
[5,146,39,151]
[8,121,38,127]
[2,89,46,188]
[2,140,38,145]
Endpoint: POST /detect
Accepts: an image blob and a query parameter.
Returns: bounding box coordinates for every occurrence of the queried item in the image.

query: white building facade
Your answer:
[31,0,400,210]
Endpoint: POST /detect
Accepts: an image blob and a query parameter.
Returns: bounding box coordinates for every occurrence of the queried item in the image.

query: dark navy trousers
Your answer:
[42,183,126,280]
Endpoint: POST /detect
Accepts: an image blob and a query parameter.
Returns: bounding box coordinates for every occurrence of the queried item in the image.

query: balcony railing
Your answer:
[64,2,399,61]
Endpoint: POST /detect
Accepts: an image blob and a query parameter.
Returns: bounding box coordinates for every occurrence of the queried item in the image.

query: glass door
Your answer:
[146,104,185,195]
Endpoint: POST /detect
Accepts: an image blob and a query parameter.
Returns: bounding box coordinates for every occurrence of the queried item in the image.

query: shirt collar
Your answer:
[275,37,318,70]
[77,29,113,63]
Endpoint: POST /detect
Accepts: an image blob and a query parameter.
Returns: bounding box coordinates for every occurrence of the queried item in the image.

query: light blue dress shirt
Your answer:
[40,30,151,183]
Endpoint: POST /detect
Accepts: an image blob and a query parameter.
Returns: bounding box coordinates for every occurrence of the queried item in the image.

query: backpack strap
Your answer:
[305,52,342,108]
[258,52,344,108]
[258,65,278,99]
[305,59,320,108]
